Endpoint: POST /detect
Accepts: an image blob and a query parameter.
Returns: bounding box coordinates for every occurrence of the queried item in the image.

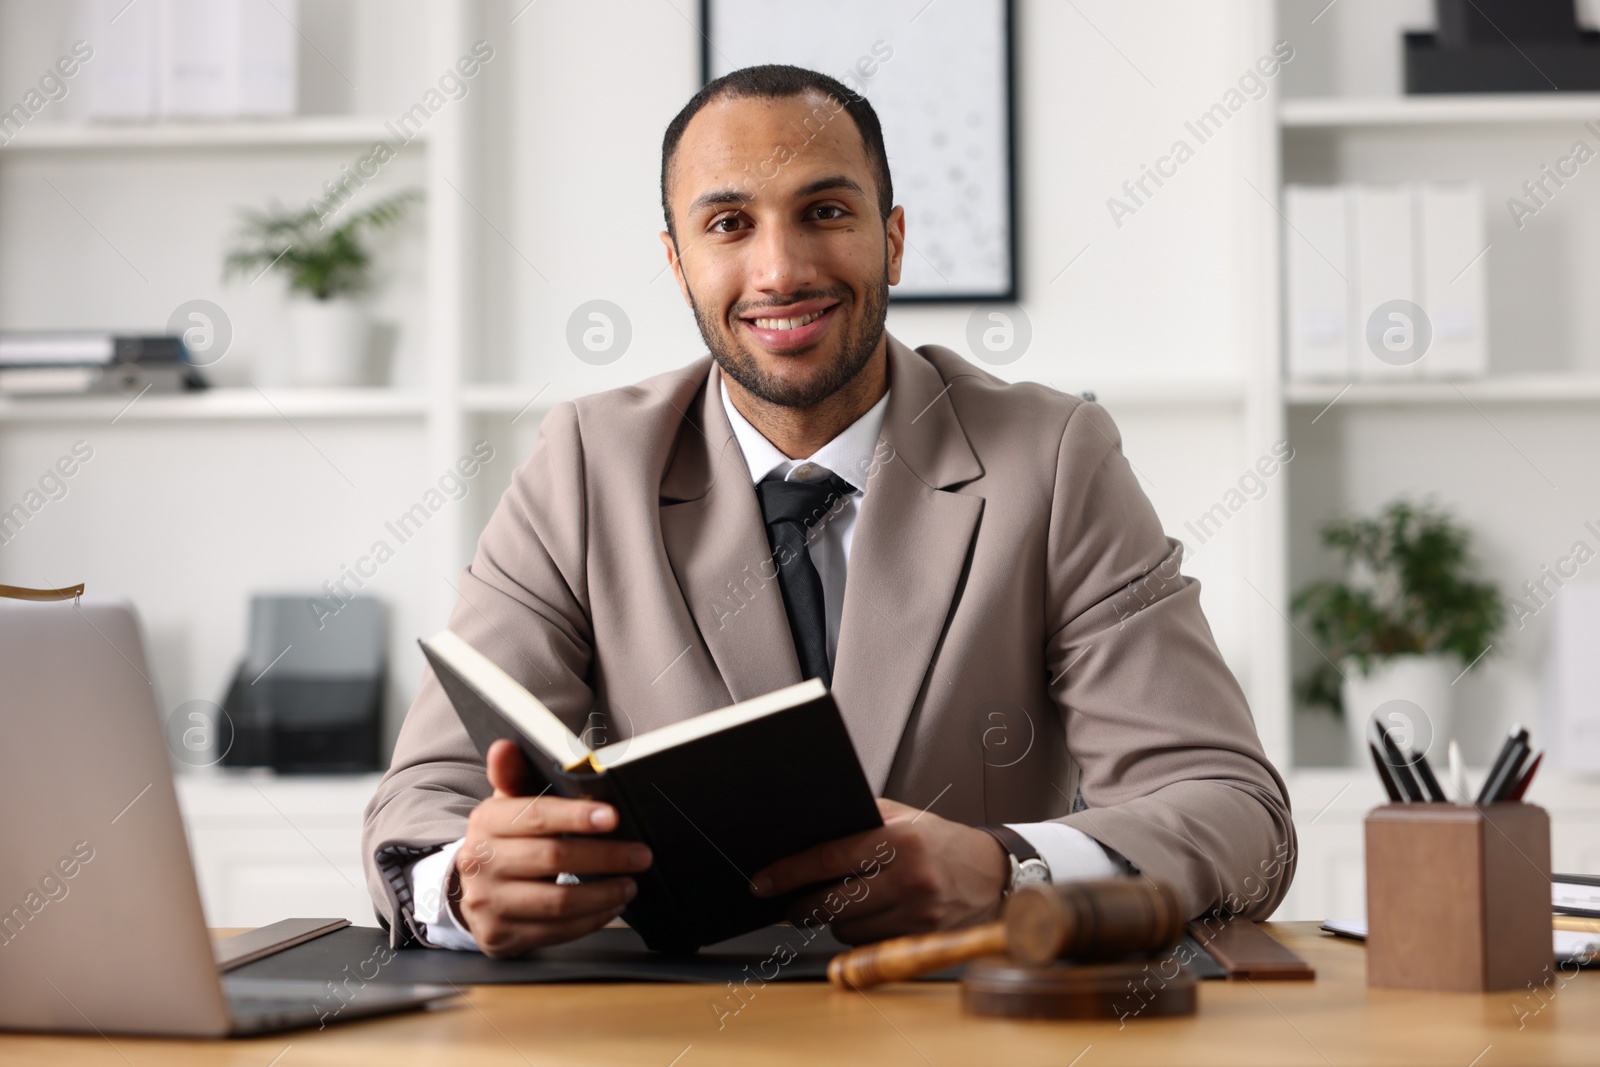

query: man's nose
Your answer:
[747,221,818,295]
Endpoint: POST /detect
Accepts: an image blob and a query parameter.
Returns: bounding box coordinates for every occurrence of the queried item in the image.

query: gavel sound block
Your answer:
[828,879,1197,1020]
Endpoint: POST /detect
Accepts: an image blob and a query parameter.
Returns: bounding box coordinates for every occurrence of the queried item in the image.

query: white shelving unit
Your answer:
[459,381,554,416]
[1267,0,1600,918]
[0,0,473,629]
[1274,4,1600,759]
[1050,378,1248,407]
[0,2,476,927]
[0,116,421,151]
[0,387,432,421]
[1284,375,1600,405]
[1280,92,1600,127]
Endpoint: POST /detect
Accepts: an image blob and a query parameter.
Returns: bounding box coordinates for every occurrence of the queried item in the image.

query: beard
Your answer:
[688,264,890,410]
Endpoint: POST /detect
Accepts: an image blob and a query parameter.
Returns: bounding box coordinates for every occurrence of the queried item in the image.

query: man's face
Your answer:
[661,91,905,409]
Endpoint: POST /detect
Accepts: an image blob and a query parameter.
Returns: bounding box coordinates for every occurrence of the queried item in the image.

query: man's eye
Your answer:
[813,205,845,220]
[709,215,745,233]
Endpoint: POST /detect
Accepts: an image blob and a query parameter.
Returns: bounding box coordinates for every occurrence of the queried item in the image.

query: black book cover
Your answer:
[419,633,883,952]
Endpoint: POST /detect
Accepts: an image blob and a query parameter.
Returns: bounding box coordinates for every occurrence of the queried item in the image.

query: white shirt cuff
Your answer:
[406,837,483,952]
[1004,822,1129,882]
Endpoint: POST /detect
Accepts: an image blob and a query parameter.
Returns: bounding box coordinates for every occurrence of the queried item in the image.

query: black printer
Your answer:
[221,595,386,773]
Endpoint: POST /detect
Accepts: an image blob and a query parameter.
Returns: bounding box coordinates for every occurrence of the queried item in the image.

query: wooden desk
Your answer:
[0,923,1594,1065]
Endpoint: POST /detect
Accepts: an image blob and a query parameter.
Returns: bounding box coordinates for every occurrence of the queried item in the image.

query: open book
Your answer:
[419,630,883,952]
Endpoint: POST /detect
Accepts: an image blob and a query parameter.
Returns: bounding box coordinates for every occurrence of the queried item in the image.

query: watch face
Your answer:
[1016,858,1051,886]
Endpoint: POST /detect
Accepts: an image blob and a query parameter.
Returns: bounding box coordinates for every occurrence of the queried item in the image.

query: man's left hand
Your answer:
[750,797,1010,945]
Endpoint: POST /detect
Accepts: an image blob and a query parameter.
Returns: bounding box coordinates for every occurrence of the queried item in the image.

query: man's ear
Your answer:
[659,231,692,308]
[884,205,906,287]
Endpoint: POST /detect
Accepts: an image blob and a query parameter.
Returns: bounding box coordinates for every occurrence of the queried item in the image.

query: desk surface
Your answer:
[0,923,1594,1066]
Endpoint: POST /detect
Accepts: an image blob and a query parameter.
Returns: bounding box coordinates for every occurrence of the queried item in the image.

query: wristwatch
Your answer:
[979,825,1052,899]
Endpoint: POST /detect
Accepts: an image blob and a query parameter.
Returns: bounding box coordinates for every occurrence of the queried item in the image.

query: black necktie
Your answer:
[755,472,856,687]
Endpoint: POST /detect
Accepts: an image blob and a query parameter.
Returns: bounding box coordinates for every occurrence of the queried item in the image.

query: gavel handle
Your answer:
[827,922,1007,989]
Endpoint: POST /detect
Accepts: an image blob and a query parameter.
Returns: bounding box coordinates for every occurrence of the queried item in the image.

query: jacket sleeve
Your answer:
[361,402,597,948]
[1042,400,1296,921]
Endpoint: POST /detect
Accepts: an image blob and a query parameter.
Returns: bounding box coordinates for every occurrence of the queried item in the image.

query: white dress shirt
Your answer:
[405,376,1122,951]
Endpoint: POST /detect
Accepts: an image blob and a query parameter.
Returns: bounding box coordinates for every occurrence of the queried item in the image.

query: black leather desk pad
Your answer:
[229,924,1225,985]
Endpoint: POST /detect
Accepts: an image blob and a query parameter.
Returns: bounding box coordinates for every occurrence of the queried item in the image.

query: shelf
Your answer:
[462,383,564,417]
[1056,379,1246,406]
[0,387,430,422]
[460,379,1247,416]
[1285,375,1600,406]
[1280,93,1600,129]
[0,116,424,152]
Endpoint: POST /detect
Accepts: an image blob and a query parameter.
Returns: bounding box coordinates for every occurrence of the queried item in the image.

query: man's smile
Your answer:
[737,299,841,352]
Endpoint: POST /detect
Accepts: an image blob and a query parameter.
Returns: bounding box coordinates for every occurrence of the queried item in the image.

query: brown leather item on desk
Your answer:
[211,918,351,973]
[1186,916,1316,980]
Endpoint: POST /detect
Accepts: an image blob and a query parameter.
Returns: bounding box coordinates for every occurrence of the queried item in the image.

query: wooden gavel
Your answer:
[827,878,1185,989]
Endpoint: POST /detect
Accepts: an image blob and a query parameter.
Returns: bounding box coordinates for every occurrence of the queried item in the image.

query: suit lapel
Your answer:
[832,336,984,794]
[659,364,803,703]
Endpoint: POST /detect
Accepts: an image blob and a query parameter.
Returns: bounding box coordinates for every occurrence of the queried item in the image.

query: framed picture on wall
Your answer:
[702,0,1017,303]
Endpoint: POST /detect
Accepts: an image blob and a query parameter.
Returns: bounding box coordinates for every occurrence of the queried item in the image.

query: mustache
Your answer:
[730,288,850,319]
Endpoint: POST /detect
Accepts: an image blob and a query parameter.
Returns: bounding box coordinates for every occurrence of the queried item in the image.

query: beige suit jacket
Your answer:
[362,334,1296,947]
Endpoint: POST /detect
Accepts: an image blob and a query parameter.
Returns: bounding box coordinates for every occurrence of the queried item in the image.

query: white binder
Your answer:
[1353,185,1422,380]
[159,0,297,118]
[1285,186,1353,381]
[1417,183,1489,379]
[1549,583,1600,773]
[77,0,159,119]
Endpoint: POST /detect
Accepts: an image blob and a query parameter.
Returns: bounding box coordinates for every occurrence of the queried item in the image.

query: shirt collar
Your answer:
[719,373,889,493]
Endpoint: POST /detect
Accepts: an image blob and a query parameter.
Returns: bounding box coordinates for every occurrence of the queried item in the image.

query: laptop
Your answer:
[0,598,457,1037]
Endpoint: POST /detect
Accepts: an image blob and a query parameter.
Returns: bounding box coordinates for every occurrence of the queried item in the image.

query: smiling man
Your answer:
[362,65,1295,957]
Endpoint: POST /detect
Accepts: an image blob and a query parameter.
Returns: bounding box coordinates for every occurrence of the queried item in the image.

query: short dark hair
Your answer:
[659,64,894,241]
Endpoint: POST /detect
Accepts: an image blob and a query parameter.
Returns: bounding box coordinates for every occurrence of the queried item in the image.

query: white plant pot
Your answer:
[1341,653,1457,767]
[286,299,370,387]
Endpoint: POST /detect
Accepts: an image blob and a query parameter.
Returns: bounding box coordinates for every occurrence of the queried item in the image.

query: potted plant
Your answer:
[1292,498,1504,763]
[223,189,420,387]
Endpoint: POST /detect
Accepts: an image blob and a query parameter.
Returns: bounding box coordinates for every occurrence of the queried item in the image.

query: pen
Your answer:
[1482,737,1530,805]
[1408,745,1447,803]
[1375,724,1425,803]
[1447,740,1466,803]
[1505,750,1543,802]
[1369,741,1402,802]
[1475,724,1529,805]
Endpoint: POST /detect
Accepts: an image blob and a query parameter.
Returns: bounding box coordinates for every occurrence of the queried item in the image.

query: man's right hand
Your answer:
[452,738,652,957]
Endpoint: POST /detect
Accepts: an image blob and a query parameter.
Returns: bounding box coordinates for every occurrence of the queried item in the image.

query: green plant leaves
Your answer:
[1290,498,1505,715]
[222,189,422,301]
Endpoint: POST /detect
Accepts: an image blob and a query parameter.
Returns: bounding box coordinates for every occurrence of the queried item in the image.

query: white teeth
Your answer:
[752,309,824,331]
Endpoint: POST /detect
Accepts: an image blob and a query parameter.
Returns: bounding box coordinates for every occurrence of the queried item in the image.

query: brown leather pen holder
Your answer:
[1364,802,1550,992]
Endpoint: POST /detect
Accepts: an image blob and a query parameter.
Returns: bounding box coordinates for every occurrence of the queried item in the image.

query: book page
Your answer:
[424,630,589,769]
[599,678,828,769]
